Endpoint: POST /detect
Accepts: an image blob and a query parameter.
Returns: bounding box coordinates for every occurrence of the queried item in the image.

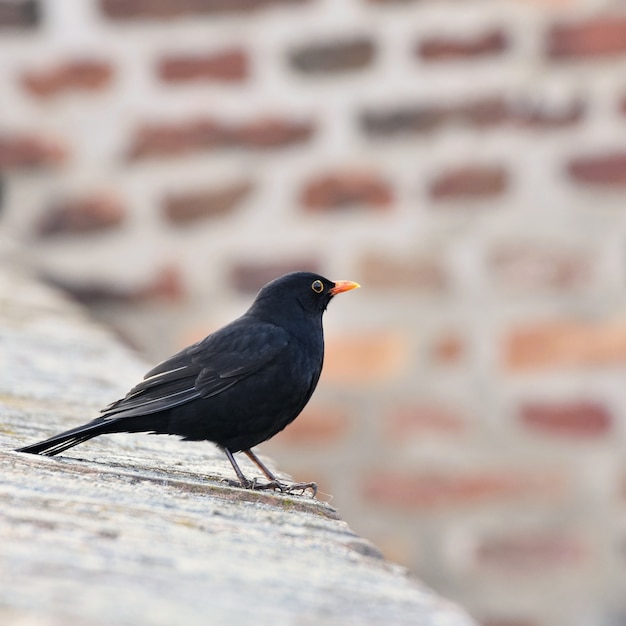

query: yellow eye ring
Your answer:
[311,279,324,293]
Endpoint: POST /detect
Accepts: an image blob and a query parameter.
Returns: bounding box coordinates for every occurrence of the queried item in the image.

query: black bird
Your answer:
[16,272,359,495]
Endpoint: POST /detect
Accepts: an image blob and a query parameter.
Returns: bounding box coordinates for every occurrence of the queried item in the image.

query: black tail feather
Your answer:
[16,433,99,456]
[15,420,111,456]
[15,413,171,457]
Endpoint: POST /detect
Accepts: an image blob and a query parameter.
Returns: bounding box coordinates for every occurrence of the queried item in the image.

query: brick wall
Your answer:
[3,1,626,625]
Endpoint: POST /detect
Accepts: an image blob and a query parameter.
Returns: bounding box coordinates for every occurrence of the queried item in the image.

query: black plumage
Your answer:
[16,272,359,494]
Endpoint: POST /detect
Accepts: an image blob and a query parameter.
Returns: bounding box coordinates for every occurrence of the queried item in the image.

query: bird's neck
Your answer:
[247,304,324,346]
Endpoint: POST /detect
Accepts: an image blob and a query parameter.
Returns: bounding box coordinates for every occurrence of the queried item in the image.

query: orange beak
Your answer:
[329,280,360,296]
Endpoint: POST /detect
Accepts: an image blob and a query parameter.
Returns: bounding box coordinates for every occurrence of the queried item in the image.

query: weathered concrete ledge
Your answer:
[0,266,476,626]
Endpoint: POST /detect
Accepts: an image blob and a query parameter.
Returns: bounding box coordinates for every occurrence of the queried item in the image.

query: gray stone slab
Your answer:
[0,267,476,626]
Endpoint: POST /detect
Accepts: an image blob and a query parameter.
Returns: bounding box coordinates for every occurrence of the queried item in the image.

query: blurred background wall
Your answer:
[3,0,626,624]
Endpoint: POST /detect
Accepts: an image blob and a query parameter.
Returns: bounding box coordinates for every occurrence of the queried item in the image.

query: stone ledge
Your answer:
[0,266,476,626]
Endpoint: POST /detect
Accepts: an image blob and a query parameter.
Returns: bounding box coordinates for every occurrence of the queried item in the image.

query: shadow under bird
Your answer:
[16,272,360,495]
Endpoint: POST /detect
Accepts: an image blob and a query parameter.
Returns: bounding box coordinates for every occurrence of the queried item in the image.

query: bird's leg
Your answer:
[244,449,318,497]
[222,447,254,489]
[243,449,280,481]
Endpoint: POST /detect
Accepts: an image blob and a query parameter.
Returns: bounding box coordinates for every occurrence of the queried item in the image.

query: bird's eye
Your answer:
[311,279,324,293]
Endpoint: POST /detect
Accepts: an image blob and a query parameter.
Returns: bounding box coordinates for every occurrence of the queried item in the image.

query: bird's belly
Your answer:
[166,357,320,452]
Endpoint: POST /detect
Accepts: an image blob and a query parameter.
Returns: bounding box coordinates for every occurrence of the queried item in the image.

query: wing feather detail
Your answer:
[100,318,288,420]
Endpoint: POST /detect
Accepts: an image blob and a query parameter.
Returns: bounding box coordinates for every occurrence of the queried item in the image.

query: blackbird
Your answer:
[16,272,359,495]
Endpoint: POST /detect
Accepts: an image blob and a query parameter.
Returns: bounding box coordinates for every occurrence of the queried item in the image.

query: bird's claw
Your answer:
[289,481,318,497]
[249,478,318,497]
[223,474,317,496]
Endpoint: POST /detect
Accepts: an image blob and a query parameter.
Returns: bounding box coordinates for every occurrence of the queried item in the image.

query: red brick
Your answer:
[163,181,252,224]
[460,96,585,128]
[127,117,314,160]
[270,406,351,445]
[142,265,185,301]
[0,134,67,169]
[387,405,468,439]
[229,260,323,293]
[324,332,409,386]
[360,96,584,137]
[360,105,447,136]
[429,165,508,200]
[357,253,448,291]
[233,118,314,149]
[45,265,185,305]
[431,332,465,364]
[489,242,592,291]
[36,193,125,237]
[459,97,510,126]
[289,37,375,74]
[475,532,586,570]
[21,59,113,98]
[0,0,40,28]
[301,171,393,211]
[504,318,626,370]
[548,16,626,59]
[128,119,227,159]
[418,29,508,61]
[512,98,585,128]
[363,469,566,510]
[567,152,626,186]
[100,0,311,19]
[519,400,612,437]
[158,49,248,83]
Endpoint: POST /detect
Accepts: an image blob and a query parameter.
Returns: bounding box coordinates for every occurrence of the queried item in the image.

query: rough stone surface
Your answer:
[0,266,476,626]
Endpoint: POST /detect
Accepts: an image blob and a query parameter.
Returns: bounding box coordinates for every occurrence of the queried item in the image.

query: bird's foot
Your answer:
[250,478,318,497]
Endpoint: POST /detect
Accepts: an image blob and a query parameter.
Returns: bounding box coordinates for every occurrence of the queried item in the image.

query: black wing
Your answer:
[100,318,289,420]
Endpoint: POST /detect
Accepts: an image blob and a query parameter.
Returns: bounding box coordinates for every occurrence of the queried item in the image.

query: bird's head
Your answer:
[249,272,360,321]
